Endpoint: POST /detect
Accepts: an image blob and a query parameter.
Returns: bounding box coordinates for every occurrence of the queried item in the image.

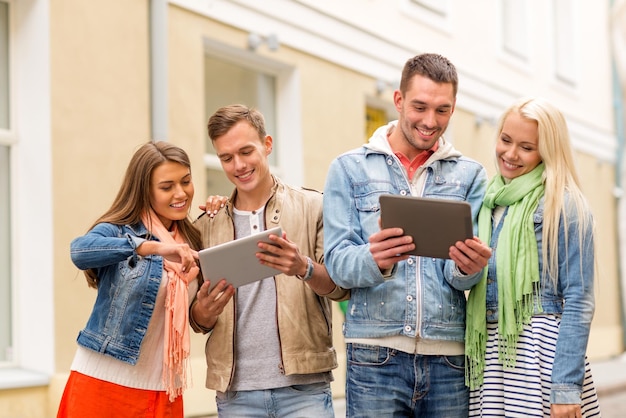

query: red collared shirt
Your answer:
[394,141,439,180]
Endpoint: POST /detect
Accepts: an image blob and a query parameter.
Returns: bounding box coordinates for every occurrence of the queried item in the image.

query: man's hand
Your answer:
[255,231,308,277]
[368,227,414,271]
[255,231,338,295]
[448,237,491,275]
[191,278,235,330]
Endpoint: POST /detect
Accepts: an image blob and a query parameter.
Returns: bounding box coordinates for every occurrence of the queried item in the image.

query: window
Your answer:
[553,0,578,86]
[0,145,10,364]
[501,0,530,61]
[202,40,303,196]
[366,106,388,141]
[0,0,12,365]
[410,0,448,16]
[0,1,7,127]
[204,54,278,196]
[1,0,53,386]
[402,0,451,32]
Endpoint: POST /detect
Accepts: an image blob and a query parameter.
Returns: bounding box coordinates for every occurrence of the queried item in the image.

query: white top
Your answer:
[71,269,198,390]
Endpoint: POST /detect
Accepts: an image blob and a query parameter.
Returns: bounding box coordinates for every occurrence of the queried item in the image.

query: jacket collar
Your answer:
[224,174,285,225]
[364,120,462,162]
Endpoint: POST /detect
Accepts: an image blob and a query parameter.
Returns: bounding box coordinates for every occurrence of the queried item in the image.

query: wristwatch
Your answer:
[296,256,314,281]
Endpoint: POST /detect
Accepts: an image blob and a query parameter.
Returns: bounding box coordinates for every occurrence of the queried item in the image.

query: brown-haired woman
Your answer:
[57,141,202,418]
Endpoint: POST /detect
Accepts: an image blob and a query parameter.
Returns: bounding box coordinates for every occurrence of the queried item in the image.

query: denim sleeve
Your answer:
[70,222,144,270]
[444,163,488,291]
[550,208,595,405]
[445,263,483,291]
[465,164,489,237]
[322,158,386,289]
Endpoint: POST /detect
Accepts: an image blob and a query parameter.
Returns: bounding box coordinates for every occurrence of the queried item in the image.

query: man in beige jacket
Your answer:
[190,104,348,417]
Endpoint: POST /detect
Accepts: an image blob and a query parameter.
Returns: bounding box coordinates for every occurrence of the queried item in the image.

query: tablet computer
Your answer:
[379,194,473,259]
[198,226,283,289]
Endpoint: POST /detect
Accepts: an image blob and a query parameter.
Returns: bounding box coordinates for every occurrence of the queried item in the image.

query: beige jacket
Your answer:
[191,176,349,392]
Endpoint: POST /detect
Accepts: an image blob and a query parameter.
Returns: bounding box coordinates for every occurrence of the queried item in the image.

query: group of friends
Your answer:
[56,53,601,418]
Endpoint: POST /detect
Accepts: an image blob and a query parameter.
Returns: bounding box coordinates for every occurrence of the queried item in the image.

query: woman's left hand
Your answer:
[199,195,228,218]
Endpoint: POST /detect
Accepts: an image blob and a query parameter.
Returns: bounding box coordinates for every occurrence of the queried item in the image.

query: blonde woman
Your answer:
[465,97,601,417]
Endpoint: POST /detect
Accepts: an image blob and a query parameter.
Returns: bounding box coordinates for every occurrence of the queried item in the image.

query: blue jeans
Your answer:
[346,343,468,417]
[215,382,334,418]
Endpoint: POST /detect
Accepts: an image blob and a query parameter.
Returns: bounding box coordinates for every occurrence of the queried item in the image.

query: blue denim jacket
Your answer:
[70,222,163,365]
[323,123,488,343]
[485,197,595,404]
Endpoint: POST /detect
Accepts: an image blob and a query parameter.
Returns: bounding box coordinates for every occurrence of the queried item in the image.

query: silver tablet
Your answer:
[379,194,473,259]
[198,226,283,288]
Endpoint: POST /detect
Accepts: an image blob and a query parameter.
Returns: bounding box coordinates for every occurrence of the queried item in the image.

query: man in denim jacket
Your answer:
[323,53,492,417]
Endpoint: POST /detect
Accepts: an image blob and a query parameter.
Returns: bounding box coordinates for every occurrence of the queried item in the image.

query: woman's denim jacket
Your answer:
[485,196,595,404]
[70,222,163,365]
[323,123,488,343]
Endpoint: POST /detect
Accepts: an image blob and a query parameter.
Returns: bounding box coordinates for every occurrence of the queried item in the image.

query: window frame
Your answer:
[0,0,53,389]
[551,0,579,87]
[202,38,304,191]
[401,0,452,33]
[0,0,13,368]
[499,0,531,63]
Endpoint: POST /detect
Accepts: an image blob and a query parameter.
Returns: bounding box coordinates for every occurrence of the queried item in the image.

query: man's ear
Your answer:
[264,135,273,155]
[393,89,403,113]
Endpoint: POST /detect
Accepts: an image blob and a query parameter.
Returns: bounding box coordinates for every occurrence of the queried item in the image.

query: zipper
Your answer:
[413,169,429,338]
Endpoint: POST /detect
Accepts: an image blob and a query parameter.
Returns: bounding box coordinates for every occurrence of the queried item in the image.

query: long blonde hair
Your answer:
[496,97,594,287]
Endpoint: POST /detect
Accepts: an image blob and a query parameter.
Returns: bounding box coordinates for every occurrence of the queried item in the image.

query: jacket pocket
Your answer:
[118,255,149,279]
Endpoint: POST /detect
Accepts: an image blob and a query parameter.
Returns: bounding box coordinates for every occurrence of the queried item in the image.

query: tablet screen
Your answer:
[379,195,473,259]
[198,226,284,288]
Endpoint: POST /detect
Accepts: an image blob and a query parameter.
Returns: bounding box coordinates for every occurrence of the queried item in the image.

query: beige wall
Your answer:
[51,0,152,371]
[48,0,153,413]
[0,387,49,418]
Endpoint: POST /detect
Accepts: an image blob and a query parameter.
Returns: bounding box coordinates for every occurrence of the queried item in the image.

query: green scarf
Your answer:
[465,163,545,389]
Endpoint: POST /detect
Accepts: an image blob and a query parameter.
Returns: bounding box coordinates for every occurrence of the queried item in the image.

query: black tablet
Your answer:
[379,194,473,259]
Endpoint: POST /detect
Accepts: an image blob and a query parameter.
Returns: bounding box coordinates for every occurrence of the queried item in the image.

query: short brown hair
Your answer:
[207,104,266,142]
[399,53,458,97]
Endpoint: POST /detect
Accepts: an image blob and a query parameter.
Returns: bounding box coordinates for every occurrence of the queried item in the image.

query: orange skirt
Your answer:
[56,371,183,418]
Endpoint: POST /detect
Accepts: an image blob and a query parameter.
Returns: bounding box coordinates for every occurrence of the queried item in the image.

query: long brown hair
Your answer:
[83,141,202,288]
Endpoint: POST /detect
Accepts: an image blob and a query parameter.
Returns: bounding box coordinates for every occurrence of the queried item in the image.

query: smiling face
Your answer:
[149,161,194,230]
[212,120,273,199]
[390,74,455,159]
[496,111,543,180]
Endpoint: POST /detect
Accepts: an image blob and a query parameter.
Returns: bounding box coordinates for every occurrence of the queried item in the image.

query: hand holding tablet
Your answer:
[198,226,283,288]
[379,195,473,259]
